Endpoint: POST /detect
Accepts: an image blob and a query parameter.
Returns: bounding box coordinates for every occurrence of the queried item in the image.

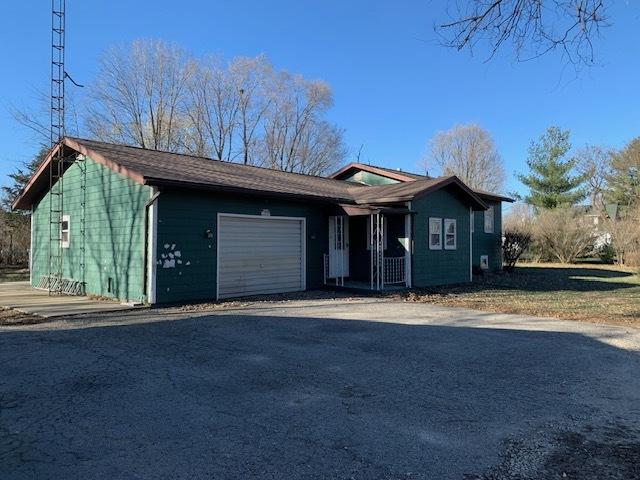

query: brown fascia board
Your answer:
[329,162,418,183]
[12,138,147,210]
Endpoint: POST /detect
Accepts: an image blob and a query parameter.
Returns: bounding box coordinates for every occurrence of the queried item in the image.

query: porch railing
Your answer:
[383,257,405,285]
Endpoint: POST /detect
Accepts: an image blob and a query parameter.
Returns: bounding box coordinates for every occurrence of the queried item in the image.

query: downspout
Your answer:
[469,206,473,282]
[143,188,161,304]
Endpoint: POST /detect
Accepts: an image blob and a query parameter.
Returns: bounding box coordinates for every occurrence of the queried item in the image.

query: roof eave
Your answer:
[144,177,356,205]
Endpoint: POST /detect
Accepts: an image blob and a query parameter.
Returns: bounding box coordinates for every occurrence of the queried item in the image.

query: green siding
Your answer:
[31,157,150,301]
[412,186,472,287]
[472,201,503,272]
[340,170,400,185]
[155,189,333,304]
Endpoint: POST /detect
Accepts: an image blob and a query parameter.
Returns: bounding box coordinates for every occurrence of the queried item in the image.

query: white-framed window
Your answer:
[366,216,388,250]
[429,217,442,250]
[444,219,457,250]
[61,214,70,248]
[484,206,495,233]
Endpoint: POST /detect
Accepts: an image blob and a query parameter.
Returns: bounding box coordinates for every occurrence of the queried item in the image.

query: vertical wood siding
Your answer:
[472,200,503,272]
[155,189,332,304]
[412,187,472,287]
[31,157,150,301]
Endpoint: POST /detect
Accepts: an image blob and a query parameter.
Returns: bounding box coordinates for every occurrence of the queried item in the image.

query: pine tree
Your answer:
[606,137,640,209]
[1,148,47,211]
[518,126,587,209]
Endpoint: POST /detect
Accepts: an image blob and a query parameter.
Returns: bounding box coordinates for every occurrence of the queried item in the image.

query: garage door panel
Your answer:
[218,215,305,299]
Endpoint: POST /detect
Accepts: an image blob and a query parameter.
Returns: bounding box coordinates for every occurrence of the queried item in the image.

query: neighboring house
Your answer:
[13,138,512,304]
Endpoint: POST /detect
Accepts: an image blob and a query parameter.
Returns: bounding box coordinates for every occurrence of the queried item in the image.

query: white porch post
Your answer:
[404,204,412,288]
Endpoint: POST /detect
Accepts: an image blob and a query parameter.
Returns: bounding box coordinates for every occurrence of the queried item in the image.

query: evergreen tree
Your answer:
[518,126,587,209]
[606,137,640,209]
[1,148,47,211]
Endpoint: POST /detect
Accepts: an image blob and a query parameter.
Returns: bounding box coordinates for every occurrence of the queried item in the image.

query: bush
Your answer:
[533,207,595,263]
[597,244,616,264]
[502,229,533,272]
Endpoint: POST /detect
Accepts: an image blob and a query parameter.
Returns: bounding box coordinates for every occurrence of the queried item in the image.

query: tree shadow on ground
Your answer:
[470,265,639,293]
[0,311,638,479]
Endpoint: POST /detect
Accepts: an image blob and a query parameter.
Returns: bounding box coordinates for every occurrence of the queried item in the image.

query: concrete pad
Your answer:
[0,281,138,318]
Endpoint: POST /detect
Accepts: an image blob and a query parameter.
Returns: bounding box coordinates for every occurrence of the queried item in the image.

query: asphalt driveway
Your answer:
[1,298,639,479]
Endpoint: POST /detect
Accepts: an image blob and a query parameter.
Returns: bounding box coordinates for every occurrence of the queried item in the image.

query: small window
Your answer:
[429,218,442,250]
[444,219,457,250]
[61,215,70,248]
[484,206,495,233]
[480,255,489,270]
[366,216,388,250]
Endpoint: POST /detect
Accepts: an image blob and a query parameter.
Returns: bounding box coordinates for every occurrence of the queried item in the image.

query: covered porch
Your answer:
[323,204,412,291]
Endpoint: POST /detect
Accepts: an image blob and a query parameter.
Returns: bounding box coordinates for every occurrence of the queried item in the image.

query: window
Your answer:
[61,215,70,248]
[480,255,489,270]
[444,219,457,250]
[366,216,387,250]
[429,217,442,250]
[484,206,495,233]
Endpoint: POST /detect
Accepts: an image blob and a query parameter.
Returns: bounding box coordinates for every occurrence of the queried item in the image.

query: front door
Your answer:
[328,215,349,278]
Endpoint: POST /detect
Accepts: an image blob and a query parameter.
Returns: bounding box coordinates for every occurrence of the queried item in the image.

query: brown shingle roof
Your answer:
[12,138,489,210]
[330,162,514,202]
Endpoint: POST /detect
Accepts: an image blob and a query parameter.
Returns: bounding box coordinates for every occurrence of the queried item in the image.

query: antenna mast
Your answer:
[46,0,66,294]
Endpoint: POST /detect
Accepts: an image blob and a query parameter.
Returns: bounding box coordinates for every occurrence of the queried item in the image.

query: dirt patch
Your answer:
[0,308,47,326]
[466,423,640,479]
[172,289,376,313]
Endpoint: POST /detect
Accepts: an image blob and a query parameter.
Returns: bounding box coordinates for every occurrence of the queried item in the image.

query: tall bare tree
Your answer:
[262,73,345,175]
[437,0,610,68]
[574,144,613,212]
[87,39,194,151]
[183,56,239,160]
[426,124,505,192]
[231,56,273,165]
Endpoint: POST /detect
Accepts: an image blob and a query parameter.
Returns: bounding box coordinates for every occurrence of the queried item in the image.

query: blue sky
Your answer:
[1,0,638,198]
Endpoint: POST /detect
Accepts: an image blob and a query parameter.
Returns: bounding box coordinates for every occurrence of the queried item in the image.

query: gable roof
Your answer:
[330,162,514,203]
[13,138,487,210]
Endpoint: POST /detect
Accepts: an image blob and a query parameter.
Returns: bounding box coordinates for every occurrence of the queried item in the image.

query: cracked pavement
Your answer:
[1,298,639,479]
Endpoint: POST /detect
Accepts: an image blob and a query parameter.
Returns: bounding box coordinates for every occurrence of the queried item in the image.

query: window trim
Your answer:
[429,217,442,250]
[444,218,457,250]
[61,214,70,249]
[484,206,495,234]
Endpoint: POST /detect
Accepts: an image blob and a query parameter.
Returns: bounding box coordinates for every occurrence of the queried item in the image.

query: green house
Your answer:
[13,138,512,304]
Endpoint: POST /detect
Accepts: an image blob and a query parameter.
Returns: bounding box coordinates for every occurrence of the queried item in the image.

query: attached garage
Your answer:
[216,214,306,299]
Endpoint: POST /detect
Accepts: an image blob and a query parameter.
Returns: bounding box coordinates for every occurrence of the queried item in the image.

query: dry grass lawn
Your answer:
[0,266,29,283]
[406,263,640,327]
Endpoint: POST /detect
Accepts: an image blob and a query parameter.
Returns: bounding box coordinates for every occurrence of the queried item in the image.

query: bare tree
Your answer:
[230,56,273,165]
[574,144,613,213]
[426,124,506,192]
[87,39,194,151]
[437,0,610,68]
[262,73,345,175]
[183,56,239,160]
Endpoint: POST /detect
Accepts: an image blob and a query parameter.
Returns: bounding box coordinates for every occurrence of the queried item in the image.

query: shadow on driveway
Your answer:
[1,311,639,479]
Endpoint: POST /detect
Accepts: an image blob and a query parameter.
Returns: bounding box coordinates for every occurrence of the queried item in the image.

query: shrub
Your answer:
[597,244,616,264]
[533,207,595,263]
[502,229,533,272]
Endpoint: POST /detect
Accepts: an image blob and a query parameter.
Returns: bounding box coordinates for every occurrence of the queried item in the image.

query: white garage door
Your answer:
[217,214,306,299]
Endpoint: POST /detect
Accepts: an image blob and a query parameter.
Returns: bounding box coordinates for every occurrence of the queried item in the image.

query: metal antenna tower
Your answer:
[47,0,66,294]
